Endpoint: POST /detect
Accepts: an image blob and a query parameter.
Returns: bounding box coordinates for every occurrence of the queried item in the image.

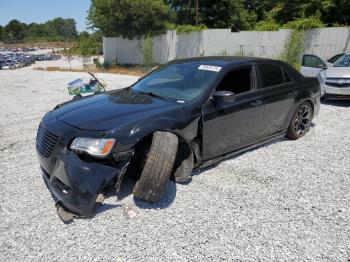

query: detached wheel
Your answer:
[133,131,178,202]
[286,102,313,140]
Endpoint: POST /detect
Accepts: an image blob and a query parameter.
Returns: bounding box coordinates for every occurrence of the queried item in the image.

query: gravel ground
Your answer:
[0,66,349,262]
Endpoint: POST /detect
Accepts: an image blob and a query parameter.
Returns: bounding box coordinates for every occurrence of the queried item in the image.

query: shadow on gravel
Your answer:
[192,119,320,178]
[322,100,350,107]
[95,177,177,215]
[95,203,120,214]
[133,181,177,210]
[192,137,288,177]
[114,175,177,209]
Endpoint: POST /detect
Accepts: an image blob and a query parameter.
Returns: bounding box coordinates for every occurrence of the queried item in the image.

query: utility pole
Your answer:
[195,0,199,26]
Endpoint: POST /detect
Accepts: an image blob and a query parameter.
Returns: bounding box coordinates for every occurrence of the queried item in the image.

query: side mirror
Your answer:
[212,91,236,103]
[317,64,328,70]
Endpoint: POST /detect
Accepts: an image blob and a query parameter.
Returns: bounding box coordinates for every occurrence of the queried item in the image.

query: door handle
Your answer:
[250,100,263,106]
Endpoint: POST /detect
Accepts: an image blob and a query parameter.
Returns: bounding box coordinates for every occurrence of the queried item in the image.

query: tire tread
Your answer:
[133,131,178,202]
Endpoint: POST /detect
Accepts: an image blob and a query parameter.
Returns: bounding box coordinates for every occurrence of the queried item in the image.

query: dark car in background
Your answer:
[36,57,321,220]
[0,52,61,70]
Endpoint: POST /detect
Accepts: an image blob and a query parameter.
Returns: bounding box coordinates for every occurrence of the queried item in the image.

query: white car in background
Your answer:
[300,54,350,100]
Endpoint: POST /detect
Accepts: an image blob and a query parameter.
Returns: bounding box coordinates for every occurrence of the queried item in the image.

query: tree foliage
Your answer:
[278,30,305,69]
[3,20,27,43]
[142,34,155,67]
[282,16,325,30]
[166,0,257,30]
[88,0,349,37]
[1,0,349,44]
[1,18,78,43]
[254,20,280,31]
[0,25,4,42]
[249,0,350,28]
[88,0,171,39]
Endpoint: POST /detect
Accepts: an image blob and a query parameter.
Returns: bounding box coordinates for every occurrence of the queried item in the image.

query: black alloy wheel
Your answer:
[294,104,312,135]
[286,102,314,140]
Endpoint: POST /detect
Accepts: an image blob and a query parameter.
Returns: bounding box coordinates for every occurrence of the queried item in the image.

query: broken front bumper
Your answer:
[36,116,133,218]
[38,149,128,217]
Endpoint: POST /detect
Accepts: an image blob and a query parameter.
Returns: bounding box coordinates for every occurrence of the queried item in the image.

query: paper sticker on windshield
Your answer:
[198,65,222,72]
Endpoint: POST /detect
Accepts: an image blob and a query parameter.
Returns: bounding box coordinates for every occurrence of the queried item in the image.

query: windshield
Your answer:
[333,54,350,67]
[132,62,221,102]
[327,54,344,64]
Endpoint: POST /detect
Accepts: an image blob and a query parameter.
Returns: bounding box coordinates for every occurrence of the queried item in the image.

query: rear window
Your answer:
[258,63,284,88]
[282,67,293,83]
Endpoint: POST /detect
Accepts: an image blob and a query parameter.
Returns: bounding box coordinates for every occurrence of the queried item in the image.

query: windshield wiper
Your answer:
[136,91,173,101]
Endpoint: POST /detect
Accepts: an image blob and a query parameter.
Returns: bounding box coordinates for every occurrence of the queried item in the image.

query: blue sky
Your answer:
[0,0,91,32]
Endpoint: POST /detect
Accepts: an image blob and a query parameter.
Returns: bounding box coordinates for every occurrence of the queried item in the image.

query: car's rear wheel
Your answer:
[133,131,178,202]
[286,102,313,140]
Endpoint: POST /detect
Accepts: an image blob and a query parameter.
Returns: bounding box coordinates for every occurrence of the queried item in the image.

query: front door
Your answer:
[300,54,327,77]
[202,65,267,160]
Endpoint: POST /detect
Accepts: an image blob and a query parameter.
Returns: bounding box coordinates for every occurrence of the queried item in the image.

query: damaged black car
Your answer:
[36,57,321,219]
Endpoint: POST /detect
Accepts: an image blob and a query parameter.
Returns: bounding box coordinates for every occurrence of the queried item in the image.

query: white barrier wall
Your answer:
[103,27,350,65]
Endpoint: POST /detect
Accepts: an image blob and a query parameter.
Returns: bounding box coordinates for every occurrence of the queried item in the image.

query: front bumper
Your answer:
[36,114,133,217]
[323,84,350,100]
[38,148,128,217]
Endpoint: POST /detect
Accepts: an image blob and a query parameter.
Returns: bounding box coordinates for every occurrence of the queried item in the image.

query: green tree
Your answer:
[0,25,3,41]
[88,0,172,38]
[79,31,90,40]
[44,17,78,40]
[278,30,305,69]
[2,18,78,43]
[142,34,154,67]
[321,0,350,25]
[166,0,256,30]
[283,16,325,30]
[249,0,350,27]
[3,19,27,42]
[63,46,75,70]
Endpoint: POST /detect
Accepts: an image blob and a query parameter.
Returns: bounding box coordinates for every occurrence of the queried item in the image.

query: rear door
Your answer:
[300,54,327,77]
[256,62,298,135]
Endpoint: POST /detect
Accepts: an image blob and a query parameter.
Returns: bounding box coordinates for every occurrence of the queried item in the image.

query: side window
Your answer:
[282,67,293,83]
[216,67,252,94]
[258,63,284,88]
[302,55,325,68]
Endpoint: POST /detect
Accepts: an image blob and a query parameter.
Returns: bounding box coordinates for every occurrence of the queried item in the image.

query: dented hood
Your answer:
[51,89,177,131]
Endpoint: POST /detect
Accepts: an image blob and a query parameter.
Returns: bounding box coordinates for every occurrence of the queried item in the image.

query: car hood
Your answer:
[325,67,350,78]
[51,89,179,131]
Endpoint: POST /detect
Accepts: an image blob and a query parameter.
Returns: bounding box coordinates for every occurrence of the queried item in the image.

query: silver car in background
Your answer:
[300,53,350,100]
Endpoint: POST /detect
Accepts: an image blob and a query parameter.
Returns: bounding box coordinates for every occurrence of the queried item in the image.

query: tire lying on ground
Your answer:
[133,131,178,202]
[286,101,314,140]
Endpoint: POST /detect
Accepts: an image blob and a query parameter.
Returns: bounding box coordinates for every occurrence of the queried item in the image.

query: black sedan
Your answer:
[36,57,321,220]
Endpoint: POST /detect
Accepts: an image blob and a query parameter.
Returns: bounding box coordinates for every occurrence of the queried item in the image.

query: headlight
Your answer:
[70,138,115,158]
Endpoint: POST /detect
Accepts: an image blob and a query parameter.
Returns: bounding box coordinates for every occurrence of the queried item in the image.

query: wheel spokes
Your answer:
[294,104,312,135]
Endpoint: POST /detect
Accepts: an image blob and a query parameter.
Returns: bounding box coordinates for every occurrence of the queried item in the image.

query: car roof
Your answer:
[169,56,278,67]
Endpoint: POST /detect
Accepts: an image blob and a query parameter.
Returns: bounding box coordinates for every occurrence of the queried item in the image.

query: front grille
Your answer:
[325,78,350,88]
[52,177,71,194]
[36,124,59,157]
